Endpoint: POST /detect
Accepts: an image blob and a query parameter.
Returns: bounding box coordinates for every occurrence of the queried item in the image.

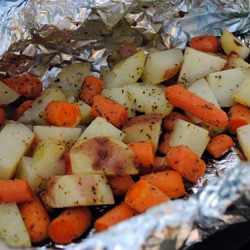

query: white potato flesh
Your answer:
[50,62,91,97]
[142,48,183,85]
[0,203,31,248]
[178,47,227,88]
[70,136,138,175]
[44,174,114,208]
[232,77,250,107]
[102,87,136,118]
[221,30,250,59]
[103,49,146,88]
[33,126,82,148]
[206,68,250,107]
[75,117,125,146]
[227,55,250,69]
[73,101,93,125]
[126,83,173,116]
[0,81,20,105]
[18,88,66,125]
[237,124,250,160]
[170,119,210,157]
[0,122,34,179]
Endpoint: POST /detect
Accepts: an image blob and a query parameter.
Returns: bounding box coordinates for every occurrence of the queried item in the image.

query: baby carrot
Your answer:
[140,170,186,199]
[207,134,234,158]
[94,203,136,232]
[44,101,81,127]
[80,75,104,106]
[163,111,193,131]
[166,145,206,183]
[2,74,43,99]
[127,141,155,167]
[165,85,228,128]
[124,179,170,213]
[0,107,6,125]
[107,175,135,196]
[227,104,250,134]
[91,94,129,128]
[158,132,171,155]
[12,100,34,121]
[190,35,219,53]
[48,207,92,244]
[0,179,33,203]
[18,196,51,243]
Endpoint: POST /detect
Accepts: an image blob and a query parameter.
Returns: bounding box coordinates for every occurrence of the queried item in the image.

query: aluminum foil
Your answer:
[0,0,250,250]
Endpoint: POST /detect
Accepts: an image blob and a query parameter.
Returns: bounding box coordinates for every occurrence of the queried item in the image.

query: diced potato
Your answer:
[74,117,125,146]
[178,47,227,87]
[73,100,93,124]
[0,81,20,105]
[221,30,250,59]
[18,88,66,125]
[126,83,173,116]
[44,174,114,208]
[142,48,183,85]
[123,114,163,152]
[237,124,250,160]
[232,77,250,107]
[0,203,31,248]
[70,136,138,175]
[226,54,250,69]
[102,87,136,118]
[33,126,82,148]
[206,68,250,107]
[50,62,91,97]
[170,119,210,157]
[0,122,34,179]
[103,49,146,88]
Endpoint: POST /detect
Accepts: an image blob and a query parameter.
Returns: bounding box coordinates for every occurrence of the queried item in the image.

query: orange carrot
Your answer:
[163,111,193,131]
[80,75,104,106]
[190,35,219,53]
[0,179,33,203]
[165,85,228,128]
[0,107,6,125]
[227,104,250,134]
[2,74,43,99]
[44,101,81,127]
[19,196,51,243]
[127,141,155,167]
[140,170,186,199]
[64,152,72,174]
[91,94,129,128]
[166,145,206,183]
[12,100,33,121]
[94,203,136,232]
[124,179,169,213]
[158,132,171,155]
[207,134,234,158]
[48,207,92,244]
[107,175,135,196]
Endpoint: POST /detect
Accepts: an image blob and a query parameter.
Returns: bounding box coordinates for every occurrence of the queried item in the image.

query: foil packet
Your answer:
[0,0,250,250]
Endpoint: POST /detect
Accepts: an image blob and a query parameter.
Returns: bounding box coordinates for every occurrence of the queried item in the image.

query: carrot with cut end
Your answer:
[94,203,136,232]
[107,175,135,196]
[19,196,51,243]
[140,170,186,199]
[80,75,104,106]
[91,94,129,128]
[207,134,234,158]
[163,111,193,131]
[12,100,33,121]
[127,141,155,167]
[158,132,171,155]
[165,85,228,128]
[124,179,170,213]
[190,35,219,53]
[166,145,206,183]
[0,179,33,203]
[48,207,92,244]
[2,74,43,99]
[44,101,81,127]
[0,107,6,125]
[227,104,250,134]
